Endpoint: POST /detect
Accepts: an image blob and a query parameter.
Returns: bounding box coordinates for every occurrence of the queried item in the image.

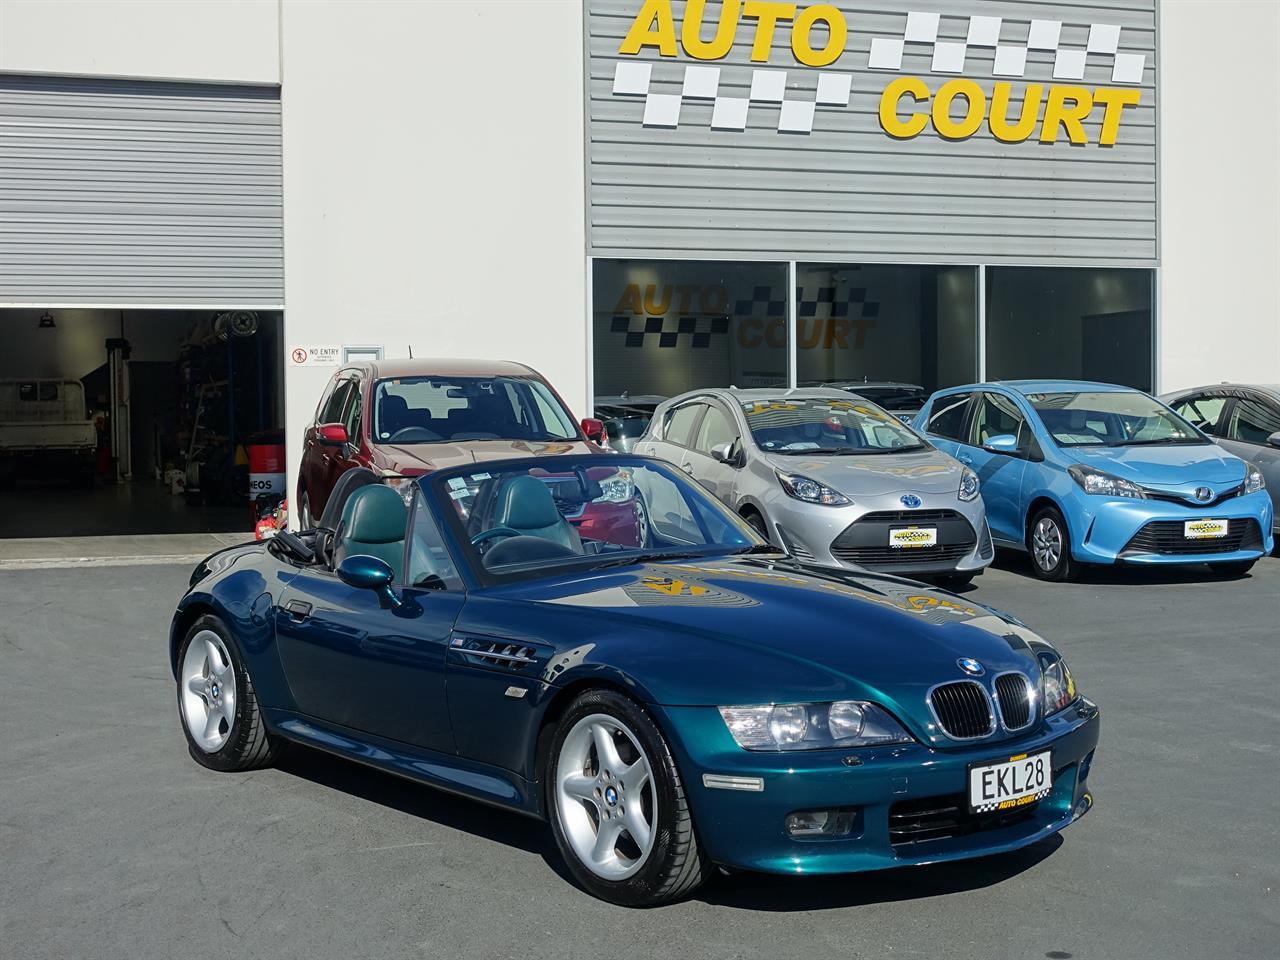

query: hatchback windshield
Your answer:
[373,376,578,444]
[741,397,925,454]
[433,458,762,581]
[1026,391,1206,447]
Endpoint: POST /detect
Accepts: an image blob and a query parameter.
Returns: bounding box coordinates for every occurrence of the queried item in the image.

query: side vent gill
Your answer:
[453,636,541,672]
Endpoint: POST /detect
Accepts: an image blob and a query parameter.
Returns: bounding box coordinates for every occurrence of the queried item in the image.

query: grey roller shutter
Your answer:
[0,74,282,306]
[587,0,1156,266]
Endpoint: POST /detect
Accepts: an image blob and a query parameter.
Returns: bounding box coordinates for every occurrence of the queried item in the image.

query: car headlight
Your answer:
[958,466,980,502]
[776,472,851,506]
[1038,652,1079,717]
[718,701,914,751]
[596,470,635,503]
[382,474,419,505]
[1244,461,1266,494]
[1067,464,1147,499]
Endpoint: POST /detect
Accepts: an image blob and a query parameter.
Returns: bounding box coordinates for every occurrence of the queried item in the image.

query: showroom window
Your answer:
[985,267,1155,392]
[795,264,978,395]
[592,260,788,401]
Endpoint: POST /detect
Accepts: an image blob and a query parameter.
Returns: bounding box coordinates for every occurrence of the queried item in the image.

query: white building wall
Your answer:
[0,0,279,84]
[278,0,588,497]
[1157,0,1280,393]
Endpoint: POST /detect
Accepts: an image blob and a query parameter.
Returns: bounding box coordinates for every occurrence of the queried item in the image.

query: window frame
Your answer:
[661,400,709,451]
[1223,393,1280,447]
[1169,392,1230,436]
[924,391,976,442]
[690,399,739,457]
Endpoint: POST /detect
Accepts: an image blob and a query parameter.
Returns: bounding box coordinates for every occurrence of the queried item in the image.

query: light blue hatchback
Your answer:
[913,381,1274,580]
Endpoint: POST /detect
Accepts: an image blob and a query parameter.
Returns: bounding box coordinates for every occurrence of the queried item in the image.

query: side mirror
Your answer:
[337,555,401,607]
[581,417,606,444]
[982,434,1019,455]
[317,423,349,446]
[710,440,739,466]
[1268,431,1280,449]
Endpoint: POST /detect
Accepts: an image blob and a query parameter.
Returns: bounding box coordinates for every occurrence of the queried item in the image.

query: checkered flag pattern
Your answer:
[610,313,729,349]
[612,62,853,134]
[868,11,1145,84]
[972,786,1052,814]
[730,284,882,322]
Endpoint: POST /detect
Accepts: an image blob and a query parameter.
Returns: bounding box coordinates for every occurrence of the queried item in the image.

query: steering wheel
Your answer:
[470,526,523,548]
[388,426,441,443]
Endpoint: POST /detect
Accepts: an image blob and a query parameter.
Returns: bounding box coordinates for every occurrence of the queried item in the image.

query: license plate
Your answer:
[1184,518,1228,539]
[889,526,937,549]
[968,750,1052,813]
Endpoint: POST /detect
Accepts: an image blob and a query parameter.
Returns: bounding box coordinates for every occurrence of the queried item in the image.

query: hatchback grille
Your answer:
[1121,518,1262,557]
[775,524,817,562]
[994,673,1034,730]
[1144,484,1244,508]
[928,681,994,739]
[889,793,1039,847]
[830,510,977,567]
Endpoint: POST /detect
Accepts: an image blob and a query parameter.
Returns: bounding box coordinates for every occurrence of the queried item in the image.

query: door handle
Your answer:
[958,453,973,465]
[284,600,312,620]
[680,462,694,474]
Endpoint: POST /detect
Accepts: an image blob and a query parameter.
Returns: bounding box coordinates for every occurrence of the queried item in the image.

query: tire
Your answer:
[1209,559,1256,578]
[935,572,974,590]
[298,490,314,531]
[546,689,710,907]
[176,614,280,772]
[742,509,770,542]
[1028,506,1078,582]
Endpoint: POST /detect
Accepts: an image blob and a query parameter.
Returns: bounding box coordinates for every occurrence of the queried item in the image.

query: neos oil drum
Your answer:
[247,430,286,499]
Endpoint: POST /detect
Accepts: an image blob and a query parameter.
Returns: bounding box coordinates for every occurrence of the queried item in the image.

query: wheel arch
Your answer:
[1024,495,1069,548]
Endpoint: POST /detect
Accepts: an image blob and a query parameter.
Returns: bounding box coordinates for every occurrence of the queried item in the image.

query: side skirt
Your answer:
[264,708,543,819]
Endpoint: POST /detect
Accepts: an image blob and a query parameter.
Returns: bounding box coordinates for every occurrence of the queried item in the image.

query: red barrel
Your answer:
[247,430,286,499]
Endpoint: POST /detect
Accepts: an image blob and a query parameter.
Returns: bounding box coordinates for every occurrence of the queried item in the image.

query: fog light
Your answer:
[784,808,857,838]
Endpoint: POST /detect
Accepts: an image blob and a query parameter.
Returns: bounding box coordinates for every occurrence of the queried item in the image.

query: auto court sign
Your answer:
[610,1,1144,145]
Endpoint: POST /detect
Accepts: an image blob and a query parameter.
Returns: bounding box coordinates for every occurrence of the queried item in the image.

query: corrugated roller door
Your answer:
[0,74,282,306]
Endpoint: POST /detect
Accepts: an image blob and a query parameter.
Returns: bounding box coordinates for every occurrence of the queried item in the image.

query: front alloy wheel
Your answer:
[1029,506,1077,582]
[547,690,709,906]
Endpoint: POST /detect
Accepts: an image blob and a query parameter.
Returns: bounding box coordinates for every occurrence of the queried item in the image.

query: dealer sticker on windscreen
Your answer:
[1184,518,1228,539]
[968,750,1052,813]
[889,526,937,549]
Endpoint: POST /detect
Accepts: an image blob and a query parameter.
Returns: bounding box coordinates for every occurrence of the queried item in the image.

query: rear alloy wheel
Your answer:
[1029,506,1077,582]
[297,491,314,530]
[176,614,280,772]
[547,690,709,906]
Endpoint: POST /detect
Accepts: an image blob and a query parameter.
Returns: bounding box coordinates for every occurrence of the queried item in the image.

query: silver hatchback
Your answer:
[635,388,993,582]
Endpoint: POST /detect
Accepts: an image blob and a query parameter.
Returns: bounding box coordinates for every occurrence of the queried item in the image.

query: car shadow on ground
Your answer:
[989,548,1257,586]
[275,745,1063,910]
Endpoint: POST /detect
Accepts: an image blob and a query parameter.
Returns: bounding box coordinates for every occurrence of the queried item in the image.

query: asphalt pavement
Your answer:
[1,554,1277,959]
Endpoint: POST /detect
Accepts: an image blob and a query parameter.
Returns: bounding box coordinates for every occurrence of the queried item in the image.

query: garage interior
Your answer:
[0,308,284,539]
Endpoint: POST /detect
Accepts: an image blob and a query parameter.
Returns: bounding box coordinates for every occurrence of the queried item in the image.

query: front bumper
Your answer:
[1069,490,1273,565]
[761,491,994,576]
[658,699,1100,875]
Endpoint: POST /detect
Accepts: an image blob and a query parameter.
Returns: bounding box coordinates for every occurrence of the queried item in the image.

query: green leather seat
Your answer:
[334,484,408,581]
[495,476,582,553]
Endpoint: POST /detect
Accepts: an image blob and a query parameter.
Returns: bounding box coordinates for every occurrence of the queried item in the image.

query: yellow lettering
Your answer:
[878,76,929,139]
[642,284,671,315]
[1093,87,1141,146]
[765,318,786,349]
[618,0,678,57]
[614,284,643,315]
[681,0,740,61]
[738,317,764,349]
[791,4,846,67]
[742,1,794,62]
[989,82,1041,143]
[1040,85,1092,144]
[931,79,985,140]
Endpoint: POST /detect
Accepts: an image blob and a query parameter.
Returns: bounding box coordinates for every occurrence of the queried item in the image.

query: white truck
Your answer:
[0,379,98,486]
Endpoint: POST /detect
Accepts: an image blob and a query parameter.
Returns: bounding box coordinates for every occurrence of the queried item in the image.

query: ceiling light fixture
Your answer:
[38,311,56,329]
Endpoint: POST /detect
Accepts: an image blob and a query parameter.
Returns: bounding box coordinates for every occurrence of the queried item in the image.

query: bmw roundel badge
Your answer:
[957,657,984,677]
[900,494,922,509]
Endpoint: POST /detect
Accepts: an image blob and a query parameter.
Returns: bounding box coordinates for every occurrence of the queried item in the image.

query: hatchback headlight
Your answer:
[958,466,980,502]
[1244,461,1266,494]
[1067,464,1147,499]
[776,472,851,506]
[718,701,913,751]
[596,470,635,503]
[1038,652,1079,716]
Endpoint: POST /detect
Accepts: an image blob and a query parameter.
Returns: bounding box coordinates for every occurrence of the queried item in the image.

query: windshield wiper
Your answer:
[730,543,786,555]
[590,550,709,569]
[1106,437,1205,447]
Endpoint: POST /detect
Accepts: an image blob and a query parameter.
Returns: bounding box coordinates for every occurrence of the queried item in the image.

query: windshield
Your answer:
[852,387,928,409]
[741,397,925,455]
[373,376,578,444]
[1027,391,1206,447]
[432,458,763,582]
